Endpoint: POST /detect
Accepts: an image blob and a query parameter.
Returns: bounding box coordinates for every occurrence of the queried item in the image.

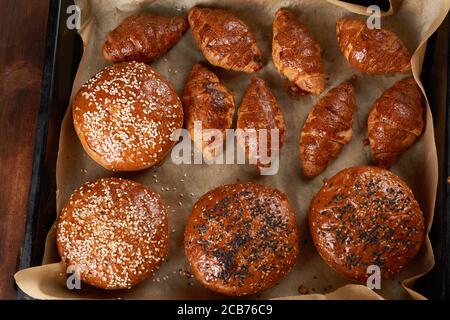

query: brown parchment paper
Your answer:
[15,0,450,300]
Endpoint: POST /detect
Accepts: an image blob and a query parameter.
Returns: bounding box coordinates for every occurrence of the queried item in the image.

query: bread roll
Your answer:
[103,13,188,63]
[368,76,424,168]
[57,178,169,290]
[188,7,263,73]
[309,166,425,282]
[182,63,235,159]
[272,9,325,94]
[185,182,298,296]
[336,19,411,74]
[300,80,355,178]
[72,61,184,171]
[237,77,286,171]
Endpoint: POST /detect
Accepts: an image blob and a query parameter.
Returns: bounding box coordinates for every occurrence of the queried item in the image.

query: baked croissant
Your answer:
[300,81,355,178]
[103,13,188,63]
[182,63,235,160]
[368,76,424,168]
[272,9,325,94]
[237,78,286,170]
[336,19,411,74]
[188,7,263,73]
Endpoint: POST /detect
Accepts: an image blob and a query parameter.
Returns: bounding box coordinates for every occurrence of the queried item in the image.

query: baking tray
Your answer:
[16,0,450,299]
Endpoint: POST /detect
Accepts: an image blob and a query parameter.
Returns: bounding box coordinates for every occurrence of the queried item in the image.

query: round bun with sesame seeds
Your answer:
[56,177,169,290]
[309,166,425,283]
[72,61,184,172]
[185,182,299,296]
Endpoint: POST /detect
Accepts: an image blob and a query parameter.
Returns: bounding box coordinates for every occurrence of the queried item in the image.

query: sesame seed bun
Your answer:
[185,182,299,296]
[72,61,184,171]
[309,166,425,283]
[56,178,169,290]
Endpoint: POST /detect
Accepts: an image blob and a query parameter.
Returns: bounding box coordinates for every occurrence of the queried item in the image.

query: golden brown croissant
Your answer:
[103,13,188,63]
[272,9,325,95]
[336,19,411,74]
[182,63,235,160]
[368,76,424,168]
[300,81,355,178]
[237,78,286,171]
[188,7,263,73]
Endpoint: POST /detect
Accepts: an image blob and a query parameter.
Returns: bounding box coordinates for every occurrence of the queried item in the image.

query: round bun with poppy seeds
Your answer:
[309,166,425,283]
[185,182,299,296]
[72,61,184,172]
[57,178,169,290]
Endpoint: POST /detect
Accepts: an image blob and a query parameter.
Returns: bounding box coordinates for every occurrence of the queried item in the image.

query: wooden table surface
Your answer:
[0,0,50,299]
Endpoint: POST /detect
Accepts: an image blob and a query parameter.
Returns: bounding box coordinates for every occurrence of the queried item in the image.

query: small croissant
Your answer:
[272,9,325,94]
[300,81,356,178]
[336,19,411,74]
[368,76,424,168]
[188,7,263,73]
[237,78,286,171]
[103,13,188,63]
[182,63,235,160]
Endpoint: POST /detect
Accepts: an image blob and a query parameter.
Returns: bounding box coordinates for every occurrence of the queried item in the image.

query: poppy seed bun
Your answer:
[185,182,299,296]
[57,178,169,290]
[72,61,183,171]
[309,166,425,282]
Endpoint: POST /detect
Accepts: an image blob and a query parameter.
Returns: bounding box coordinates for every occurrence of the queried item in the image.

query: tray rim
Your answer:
[16,0,62,300]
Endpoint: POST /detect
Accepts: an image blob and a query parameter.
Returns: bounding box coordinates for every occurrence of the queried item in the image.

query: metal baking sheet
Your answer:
[16,0,450,299]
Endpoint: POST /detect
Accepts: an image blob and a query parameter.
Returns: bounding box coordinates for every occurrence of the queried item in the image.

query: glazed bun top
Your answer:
[72,61,183,171]
[57,178,169,290]
[309,166,425,282]
[185,182,298,296]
